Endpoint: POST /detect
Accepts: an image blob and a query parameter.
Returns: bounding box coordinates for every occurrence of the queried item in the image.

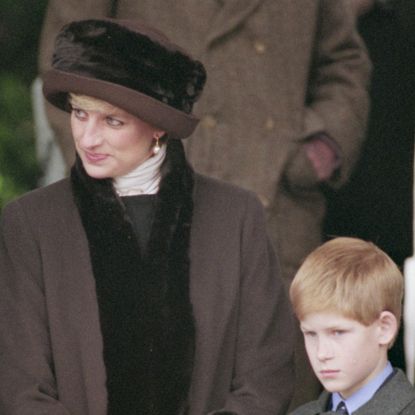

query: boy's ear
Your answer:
[377,311,398,346]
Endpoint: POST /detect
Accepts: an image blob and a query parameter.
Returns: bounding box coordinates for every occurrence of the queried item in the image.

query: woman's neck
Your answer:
[113,145,166,196]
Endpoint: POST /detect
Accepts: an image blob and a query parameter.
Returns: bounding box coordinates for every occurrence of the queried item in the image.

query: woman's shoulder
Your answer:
[8,178,71,204]
[193,173,265,219]
[2,178,73,221]
[194,173,260,205]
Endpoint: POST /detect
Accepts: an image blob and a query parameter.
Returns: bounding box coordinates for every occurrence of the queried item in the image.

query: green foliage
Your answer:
[0,0,48,211]
[0,74,40,210]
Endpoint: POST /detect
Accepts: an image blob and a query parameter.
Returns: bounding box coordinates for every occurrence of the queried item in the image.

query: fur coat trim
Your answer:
[70,140,195,415]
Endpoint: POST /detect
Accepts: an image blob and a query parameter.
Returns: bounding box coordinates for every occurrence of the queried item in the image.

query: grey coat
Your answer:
[290,369,415,415]
[0,174,295,414]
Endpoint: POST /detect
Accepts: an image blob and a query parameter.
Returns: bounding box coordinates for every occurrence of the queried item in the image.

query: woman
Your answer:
[0,19,294,414]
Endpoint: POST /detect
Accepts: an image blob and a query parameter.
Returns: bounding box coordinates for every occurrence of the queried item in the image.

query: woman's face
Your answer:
[71,98,164,179]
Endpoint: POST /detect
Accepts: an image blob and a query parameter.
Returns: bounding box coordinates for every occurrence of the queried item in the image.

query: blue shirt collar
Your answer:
[331,362,393,414]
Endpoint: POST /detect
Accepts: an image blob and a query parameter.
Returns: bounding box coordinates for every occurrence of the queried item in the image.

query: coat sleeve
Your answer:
[208,195,296,415]
[0,201,71,414]
[301,0,372,188]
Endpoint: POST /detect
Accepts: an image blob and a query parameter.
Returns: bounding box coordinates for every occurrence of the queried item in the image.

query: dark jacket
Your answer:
[290,369,415,415]
[0,149,295,414]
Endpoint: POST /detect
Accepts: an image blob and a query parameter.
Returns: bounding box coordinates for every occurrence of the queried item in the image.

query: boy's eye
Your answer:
[106,117,123,127]
[332,330,345,336]
[302,331,316,337]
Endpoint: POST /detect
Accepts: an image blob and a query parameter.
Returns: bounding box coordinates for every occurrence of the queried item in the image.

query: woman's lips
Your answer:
[84,151,108,163]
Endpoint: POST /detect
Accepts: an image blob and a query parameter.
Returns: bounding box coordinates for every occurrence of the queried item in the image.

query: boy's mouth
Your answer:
[319,369,340,378]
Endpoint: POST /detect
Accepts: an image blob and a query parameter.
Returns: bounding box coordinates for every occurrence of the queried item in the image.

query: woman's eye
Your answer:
[106,117,123,127]
[72,108,87,120]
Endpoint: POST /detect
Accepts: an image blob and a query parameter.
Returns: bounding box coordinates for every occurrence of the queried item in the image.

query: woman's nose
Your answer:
[78,119,103,148]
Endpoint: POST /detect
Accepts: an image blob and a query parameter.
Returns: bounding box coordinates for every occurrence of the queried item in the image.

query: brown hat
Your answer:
[42,19,207,139]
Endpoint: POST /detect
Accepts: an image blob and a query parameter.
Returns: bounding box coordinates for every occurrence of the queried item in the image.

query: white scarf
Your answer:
[114,145,167,196]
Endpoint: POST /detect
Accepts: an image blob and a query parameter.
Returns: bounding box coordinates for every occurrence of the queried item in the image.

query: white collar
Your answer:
[113,145,166,196]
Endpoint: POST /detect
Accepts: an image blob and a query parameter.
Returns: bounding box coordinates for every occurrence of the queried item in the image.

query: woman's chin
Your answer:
[83,164,114,179]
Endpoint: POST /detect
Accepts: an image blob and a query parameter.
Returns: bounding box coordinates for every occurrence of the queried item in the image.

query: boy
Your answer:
[289,237,415,414]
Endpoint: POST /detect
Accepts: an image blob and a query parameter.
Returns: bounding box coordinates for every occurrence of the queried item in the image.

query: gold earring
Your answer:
[153,136,161,155]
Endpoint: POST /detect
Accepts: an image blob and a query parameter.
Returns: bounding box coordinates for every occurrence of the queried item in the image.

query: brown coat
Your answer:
[38,0,371,282]
[0,174,295,414]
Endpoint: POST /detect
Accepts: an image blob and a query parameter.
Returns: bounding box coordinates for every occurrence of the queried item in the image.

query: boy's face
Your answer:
[300,311,388,399]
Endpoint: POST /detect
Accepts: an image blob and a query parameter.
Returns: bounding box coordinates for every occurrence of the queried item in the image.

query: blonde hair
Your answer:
[290,237,403,327]
[69,93,115,112]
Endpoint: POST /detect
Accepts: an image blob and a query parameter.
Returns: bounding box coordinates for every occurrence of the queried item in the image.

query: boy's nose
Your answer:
[316,338,333,361]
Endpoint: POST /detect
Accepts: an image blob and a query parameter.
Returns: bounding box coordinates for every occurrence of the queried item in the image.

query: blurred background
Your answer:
[0,0,47,209]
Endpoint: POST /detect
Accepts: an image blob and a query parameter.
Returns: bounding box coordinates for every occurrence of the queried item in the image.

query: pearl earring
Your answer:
[153,136,161,155]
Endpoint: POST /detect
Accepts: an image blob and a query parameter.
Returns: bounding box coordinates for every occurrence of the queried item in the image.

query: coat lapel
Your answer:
[206,0,264,46]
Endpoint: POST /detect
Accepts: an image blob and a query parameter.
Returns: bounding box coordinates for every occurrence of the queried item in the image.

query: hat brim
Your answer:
[42,69,200,139]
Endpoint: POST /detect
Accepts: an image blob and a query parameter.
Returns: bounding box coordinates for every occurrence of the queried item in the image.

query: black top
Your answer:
[122,194,157,253]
